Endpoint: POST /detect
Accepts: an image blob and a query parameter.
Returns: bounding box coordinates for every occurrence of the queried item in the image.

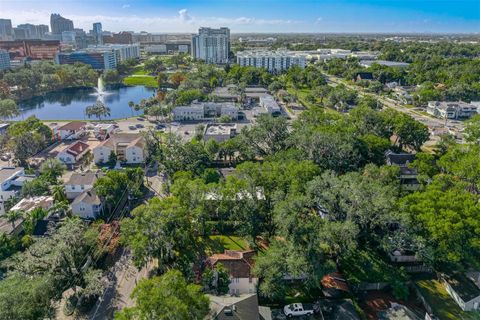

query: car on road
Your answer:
[128,125,136,130]
[135,124,144,128]
[283,303,314,318]
[0,155,10,161]
[137,117,145,121]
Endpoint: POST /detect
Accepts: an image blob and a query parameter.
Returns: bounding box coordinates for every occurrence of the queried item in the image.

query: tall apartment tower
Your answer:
[93,22,103,45]
[0,19,13,41]
[191,27,230,64]
[50,13,74,35]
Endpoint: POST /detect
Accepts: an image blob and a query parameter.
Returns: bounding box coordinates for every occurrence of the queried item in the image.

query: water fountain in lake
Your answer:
[92,77,110,98]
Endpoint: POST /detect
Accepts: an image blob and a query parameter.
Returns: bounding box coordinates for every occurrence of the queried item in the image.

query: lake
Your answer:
[10,85,156,121]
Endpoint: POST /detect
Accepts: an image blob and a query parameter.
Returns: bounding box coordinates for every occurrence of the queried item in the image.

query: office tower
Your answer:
[36,25,49,39]
[191,27,230,64]
[0,19,13,41]
[50,13,74,34]
[0,50,11,70]
[61,31,76,44]
[13,28,28,40]
[92,22,103,45]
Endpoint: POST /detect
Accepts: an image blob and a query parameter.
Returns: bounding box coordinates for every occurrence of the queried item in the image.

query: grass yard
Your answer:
[123,75,158,87]
[416,279,480,320]
[206,235,250,254]
[287,86,339,114]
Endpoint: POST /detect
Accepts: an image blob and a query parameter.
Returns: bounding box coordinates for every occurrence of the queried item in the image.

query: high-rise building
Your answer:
[0,40,60,60]
[13,28,28,40]
[50,13,74,35]
[0,49,11,70]
[15,24,48,39]
[36,25,49,38]
[61,31,76,44]
[191,27,230,64]
[92,22,103,45]
[0,19,13,41]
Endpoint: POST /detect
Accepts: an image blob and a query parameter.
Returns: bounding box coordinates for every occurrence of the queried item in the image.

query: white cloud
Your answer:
[0,8,301,33]
[315,17,323,24]
[122,4,130,9]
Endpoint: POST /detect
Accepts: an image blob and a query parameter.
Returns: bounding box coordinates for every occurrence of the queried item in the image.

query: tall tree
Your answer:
[85,101,111,121]
[0,99,19,119]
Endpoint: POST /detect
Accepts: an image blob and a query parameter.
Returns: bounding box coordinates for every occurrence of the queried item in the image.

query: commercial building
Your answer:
[172,102,239,121]
[92,22,103,45]
[427,101,478,120]
[203,123,237,142]
[236,50,306,72]
[144,42,191,54]
[192,27,230,64]
[50,13,74,35]
[61,31,76,44]
[15,24,49,40]
[55,44,140,70]
[0,19,13,41]
[0,40,60,60]
[103,32,133,45]
[259,94,281,115]
[0,49,11,70]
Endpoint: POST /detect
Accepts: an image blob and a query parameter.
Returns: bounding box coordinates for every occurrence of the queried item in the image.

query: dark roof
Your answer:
[213,294,260,320]
[355,72,374,80]
[66,171,104,186]
[385,151,416,166]
[72,190,101,206]
[32,219,56,236]
[318,299,361,320]
[445,274,480,303]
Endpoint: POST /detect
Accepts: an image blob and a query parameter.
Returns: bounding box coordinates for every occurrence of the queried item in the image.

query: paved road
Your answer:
[89,249,152,320]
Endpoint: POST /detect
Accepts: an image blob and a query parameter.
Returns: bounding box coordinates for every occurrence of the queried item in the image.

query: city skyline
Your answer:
[0,0,478,34]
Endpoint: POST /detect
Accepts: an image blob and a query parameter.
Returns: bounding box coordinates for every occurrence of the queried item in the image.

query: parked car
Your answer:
[137,117,145,121]
[283,303,314,318]
[155,124,165,129]
[128,125,136,130]
[184,131,189,135]
[0,155,10,161]
[135,124,144,128]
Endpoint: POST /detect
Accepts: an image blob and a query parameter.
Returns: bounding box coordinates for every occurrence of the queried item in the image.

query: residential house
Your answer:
[56,141,90,164]
[258,94,281,116]
[0,216,24,236]
[321,272,350,298]
[385,150,420,191]
[208,294,260,320]
[207,250,258,295]
[92,133,146,165]
[64,171,104,200]
[10,196,54,213]
[0,167,30,215]
[427,101,478,120]
[71,189,103,219]
[93,123,115,140]
[54,121,87,140]
[443,273,480,311]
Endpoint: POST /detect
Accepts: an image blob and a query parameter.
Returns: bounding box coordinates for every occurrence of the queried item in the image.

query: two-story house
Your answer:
[0,167,31,215]
[56,141,90,165]
[207,250,258,295]
[92,133,146,165]
[385,150,420,191]
[64,171,104,200]
[71,190,103,219]
[54,121,87,140]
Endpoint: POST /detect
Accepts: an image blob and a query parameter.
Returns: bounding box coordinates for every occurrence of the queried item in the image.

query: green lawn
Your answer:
[206,235,250,253]
[287,86,339,114]
[416,280,480,320]
[123,75,158,87]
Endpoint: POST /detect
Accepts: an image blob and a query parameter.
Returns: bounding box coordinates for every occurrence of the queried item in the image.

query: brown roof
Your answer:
[321,272,350,293]
[61,141,90,156]
[57,121,87,131]
[99,133,144,149]
[65,171,104,186]
[207,250,255,279]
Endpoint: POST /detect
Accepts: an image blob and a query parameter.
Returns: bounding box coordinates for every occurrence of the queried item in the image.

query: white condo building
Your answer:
[192,27,230,64]
[236,50,306,72]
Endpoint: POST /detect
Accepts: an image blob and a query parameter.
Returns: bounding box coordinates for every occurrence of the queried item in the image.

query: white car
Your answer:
[283,303,314,317]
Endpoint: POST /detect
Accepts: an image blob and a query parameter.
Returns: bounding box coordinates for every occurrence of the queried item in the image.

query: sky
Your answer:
[0,0,479,33]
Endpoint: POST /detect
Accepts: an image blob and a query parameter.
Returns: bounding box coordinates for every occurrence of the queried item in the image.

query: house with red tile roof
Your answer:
[207,250,258,295]
[56,141,90,164]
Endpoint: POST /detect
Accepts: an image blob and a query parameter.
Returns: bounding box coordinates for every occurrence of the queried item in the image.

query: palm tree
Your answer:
[52,185,67,203]
[7,210,22,229]
[128,101,135,117]
[49,201,71,218]
[85,101,111,121]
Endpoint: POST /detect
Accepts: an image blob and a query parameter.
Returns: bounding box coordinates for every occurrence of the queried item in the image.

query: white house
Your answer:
[427,101,478,120]
[56,141,90,164]
[54,121,87,140]
[207,250,258,295]
[259,94,281,115]
[64,171,104,200]
[203,123,237,143]
[443,274,480,311]
[10,196,54,213]
[92,133,146,165]
[71,190,103,219]
[93,123,115,140]
[0,167,28,215]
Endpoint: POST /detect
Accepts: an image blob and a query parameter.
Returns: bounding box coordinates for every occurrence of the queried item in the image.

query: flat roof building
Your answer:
[0,39,60,60]
[203,123,237,142]
[236,50,306,72]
